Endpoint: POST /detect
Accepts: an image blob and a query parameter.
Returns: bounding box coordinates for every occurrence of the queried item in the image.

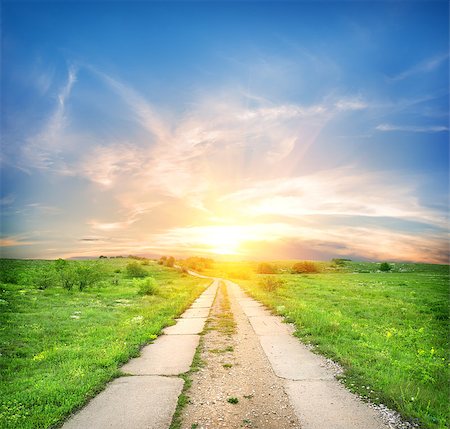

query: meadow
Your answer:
[205,260,449,429]
[0,258,210,429]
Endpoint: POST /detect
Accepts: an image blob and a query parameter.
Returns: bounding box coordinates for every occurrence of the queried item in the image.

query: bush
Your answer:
[75,263,101,291]
[292,261,319,274]
[331,258,351,266]
[256,263,276,274]
[182,256,214,271]
[32,267,59,290]
[165,256,175,268]
[259,276,284,292]
[135,277,159,296]
[379,262,391,272]
[55,259,76,290]
[126,261,148,278]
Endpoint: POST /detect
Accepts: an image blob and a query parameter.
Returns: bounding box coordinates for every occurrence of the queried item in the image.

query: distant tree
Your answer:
[256,263,276,274]
[292,261,319,274]
[165,256,175,267]
[379,262,391,272]
[331,258,351,266]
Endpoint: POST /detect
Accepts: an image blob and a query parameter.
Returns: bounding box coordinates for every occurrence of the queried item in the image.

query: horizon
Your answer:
[1,1,449,264]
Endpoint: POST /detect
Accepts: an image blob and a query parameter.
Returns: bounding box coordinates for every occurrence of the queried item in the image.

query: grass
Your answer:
[169,336,206,429]
[0,258,210,429]
[223,261,449,429]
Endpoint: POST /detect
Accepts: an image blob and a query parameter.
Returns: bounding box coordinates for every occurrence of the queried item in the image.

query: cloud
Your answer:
[8,65,447,263]
[222,168,447,228]
[376,123,449,133]
[21,65,78,172]
[80,143,146,187]
[334,97,368,111]
[0,236,35,247]
[390,53,449,81]
[0,195,15,206]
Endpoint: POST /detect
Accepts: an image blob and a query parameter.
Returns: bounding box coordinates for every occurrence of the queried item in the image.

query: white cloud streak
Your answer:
[376,123,449,133]
[390,53,449,81]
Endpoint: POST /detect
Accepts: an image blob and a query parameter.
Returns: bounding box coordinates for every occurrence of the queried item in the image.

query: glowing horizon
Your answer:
[1,2,449,264]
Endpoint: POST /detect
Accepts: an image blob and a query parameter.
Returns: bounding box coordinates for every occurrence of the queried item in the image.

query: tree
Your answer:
[165,256,175,267]
[75,263,101,291]
[379,262,391,272]
[292,261,319,274]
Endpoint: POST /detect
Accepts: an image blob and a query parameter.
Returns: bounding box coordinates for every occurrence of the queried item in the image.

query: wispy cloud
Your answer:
[0,235,35,247]
[390,53,449,81]
[21,65,78,172]
[376,123,449,133]
[0,195,15,206]
[221,168,447,229]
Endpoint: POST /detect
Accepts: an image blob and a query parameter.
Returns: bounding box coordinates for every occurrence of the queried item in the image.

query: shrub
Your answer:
[379,262,391,272]
[331,258,351,266]
[183,256,214,271]
[126,261,148,278]
[54,259,76,290]
[135,277,159,296]
[30,267,58,290]
[259,276,284,292]
[256,263,276,274]
[165,256,175,267]
[292,261,319,274]
[75,263,101,291]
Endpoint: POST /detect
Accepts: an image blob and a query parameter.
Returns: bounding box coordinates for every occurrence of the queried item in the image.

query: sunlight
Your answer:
[199,226,245,255]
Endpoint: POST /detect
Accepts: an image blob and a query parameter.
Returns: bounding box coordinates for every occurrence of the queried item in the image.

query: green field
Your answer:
[208,260,449,429]
[0,258,210,429]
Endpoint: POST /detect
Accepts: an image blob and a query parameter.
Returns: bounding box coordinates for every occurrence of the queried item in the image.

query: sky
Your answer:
[1,1,449,263]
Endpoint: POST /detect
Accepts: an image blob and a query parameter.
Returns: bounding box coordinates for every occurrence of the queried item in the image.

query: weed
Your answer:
[223,363,233,368]
[227,397,239,404]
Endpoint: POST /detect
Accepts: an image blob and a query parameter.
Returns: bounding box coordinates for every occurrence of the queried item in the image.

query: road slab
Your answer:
[248,315,295,335]
[259,335,334,380]
[241,304,271,317]
[238,299,264,307]
[286,380,387,429]
[181,307,210,318]
[121,334,200,375]
[163,317,207,335]
[63,376,183,429]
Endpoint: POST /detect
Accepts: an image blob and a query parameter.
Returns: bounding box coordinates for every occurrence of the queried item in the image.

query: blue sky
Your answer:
[1,1,449,262]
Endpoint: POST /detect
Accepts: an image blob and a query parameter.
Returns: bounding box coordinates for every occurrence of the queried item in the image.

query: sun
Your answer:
[200,226,245,255]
